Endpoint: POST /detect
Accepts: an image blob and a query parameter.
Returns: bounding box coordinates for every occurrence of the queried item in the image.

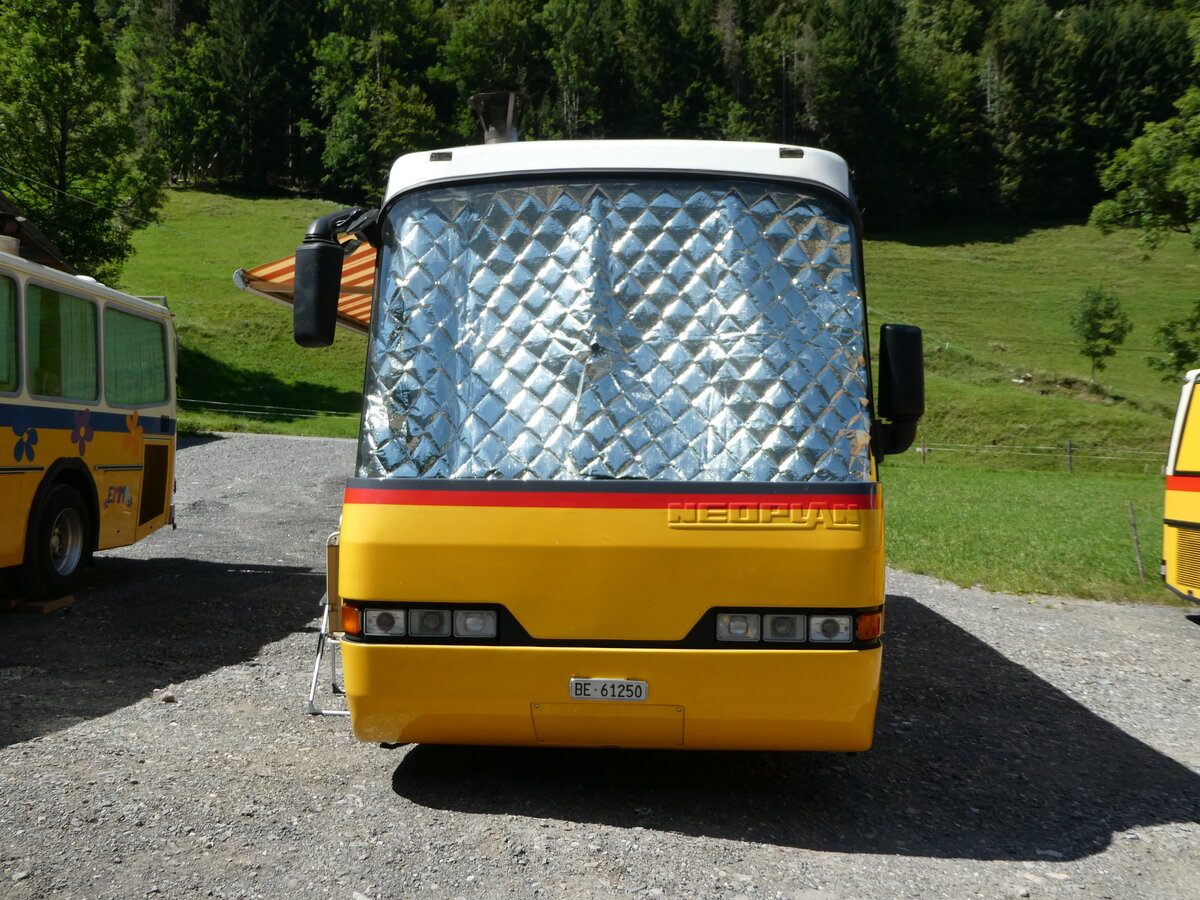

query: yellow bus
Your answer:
[278,100,924,750]
[1,243,176,599]
[1164,368,1200,603]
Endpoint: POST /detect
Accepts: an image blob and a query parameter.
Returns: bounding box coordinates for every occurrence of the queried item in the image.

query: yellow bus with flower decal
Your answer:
[1,240,176,599]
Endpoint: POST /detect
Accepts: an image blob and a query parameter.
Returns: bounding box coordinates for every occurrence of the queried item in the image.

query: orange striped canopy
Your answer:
[233,237,376,333]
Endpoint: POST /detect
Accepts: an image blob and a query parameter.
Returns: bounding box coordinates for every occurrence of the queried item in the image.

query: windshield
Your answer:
[360,177,871,482]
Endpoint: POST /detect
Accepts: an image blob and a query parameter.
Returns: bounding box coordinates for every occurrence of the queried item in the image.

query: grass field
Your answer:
[883,455,1168,604]
[868,220,1197,407]
[867,221,1192,467]
[114,189,1191,606]
[118,188,363,437]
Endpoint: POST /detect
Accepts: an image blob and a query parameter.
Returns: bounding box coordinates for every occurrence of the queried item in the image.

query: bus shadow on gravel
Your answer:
[391,594,1200,861]
[0,556,321,748]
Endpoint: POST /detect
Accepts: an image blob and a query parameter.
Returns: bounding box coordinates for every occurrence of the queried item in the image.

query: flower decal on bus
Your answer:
[123,410,143,455]
[71,409,94,456]
[12,424,37,462]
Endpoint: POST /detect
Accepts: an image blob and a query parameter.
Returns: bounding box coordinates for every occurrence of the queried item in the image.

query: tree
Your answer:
[1090,87,1200,254]
[894,0,992,220]
[1069,287,1132,384]
[793,0,907,223]
[431,0,550,140]
[1064,1,1192,208]
[1087,31,1200,381]
[0,1,163,279]
[613,0,742,140]
[208,0,320,185]
[1148,300,1200,380]
[988,1,1190,221]
[118,3,227,185]
[984,0,1075,217]
[308,0,442,196]
[537,0,622,138]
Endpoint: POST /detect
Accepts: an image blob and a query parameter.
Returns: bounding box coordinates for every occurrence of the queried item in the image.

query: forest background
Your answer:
[1,0,1197,281]
[4,0,1200,603]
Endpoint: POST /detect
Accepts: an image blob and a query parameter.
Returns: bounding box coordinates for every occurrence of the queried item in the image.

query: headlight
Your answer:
[716,613,761,641]
[363,608,406,636]
[409,608,452,637]
[809,615,852,643]
[763,614,806,642]
[454,609,497,638]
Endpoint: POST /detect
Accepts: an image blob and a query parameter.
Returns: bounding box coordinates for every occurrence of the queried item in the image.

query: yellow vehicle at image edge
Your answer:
[283,96,925,751]
[0,228,176,599]
[1164,368,1200,604]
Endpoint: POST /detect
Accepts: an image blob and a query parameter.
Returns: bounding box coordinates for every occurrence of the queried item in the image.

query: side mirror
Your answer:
[293,207,378,348]
[875,323,925,457]
[294,237,343,347]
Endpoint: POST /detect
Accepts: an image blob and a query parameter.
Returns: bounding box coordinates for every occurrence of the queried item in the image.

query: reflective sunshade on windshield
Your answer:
[360,178,870,482]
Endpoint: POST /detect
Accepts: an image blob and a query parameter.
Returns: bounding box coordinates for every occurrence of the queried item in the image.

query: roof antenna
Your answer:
[468,91,529,144]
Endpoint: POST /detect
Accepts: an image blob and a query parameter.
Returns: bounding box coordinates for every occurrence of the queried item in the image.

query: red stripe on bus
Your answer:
[343,487,878,510]
[1167,475,1200,492]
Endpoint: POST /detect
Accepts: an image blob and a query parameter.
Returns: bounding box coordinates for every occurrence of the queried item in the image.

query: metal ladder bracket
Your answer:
[307,597,350,717]
[307,531,349,717]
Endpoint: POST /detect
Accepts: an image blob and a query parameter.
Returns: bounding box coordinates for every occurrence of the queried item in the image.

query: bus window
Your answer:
[27,284,97,401]
[1,274,16,392]
[104,307,167,406]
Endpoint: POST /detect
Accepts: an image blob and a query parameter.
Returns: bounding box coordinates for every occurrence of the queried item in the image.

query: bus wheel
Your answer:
[20,485,91,600]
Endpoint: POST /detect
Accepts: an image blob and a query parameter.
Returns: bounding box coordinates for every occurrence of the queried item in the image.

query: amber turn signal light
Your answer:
[856,611,882,641]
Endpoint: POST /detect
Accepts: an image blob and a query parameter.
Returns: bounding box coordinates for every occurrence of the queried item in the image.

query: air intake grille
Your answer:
[1174,527,1200,590]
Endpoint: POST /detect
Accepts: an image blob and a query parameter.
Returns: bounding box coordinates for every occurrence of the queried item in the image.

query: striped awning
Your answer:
[233,237,376,333]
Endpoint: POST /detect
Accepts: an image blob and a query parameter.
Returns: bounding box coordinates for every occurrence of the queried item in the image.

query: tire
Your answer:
[19,484,92,600]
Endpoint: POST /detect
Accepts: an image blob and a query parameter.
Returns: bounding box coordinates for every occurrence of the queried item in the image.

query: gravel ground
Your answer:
[1,433,1198,900]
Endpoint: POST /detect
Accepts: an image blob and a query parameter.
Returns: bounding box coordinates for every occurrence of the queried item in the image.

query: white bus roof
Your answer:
[0,251,171,318]
[385,140,854,206]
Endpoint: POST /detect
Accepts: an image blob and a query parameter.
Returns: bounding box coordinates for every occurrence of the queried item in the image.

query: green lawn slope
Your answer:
[867,221,1192,464]
[115,190,1191,605]
[118,188,364,437]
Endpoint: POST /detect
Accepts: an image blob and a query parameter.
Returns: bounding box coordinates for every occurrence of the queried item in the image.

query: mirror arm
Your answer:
[304,207,379,245]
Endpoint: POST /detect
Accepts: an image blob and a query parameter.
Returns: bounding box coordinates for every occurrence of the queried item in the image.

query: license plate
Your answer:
[569,678,648,702]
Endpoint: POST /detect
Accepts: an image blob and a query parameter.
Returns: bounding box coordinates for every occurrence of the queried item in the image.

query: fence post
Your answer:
[1128,501,1145,581]
[1066,438,1073,473]
[919,437,927,464]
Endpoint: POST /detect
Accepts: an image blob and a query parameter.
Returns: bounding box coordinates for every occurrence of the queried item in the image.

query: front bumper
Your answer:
[342,641,881,751]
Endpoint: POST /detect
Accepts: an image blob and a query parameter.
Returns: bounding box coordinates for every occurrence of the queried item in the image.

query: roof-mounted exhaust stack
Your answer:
[468,92,529,144]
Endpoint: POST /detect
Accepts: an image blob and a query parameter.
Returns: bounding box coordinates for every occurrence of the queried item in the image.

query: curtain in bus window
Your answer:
[27,284,97,400]
[104,308,167,405]
[0,275,15,391]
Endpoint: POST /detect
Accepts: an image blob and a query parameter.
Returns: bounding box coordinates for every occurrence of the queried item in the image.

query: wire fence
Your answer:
[914,438,1165,473]
[178,397,358,421]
